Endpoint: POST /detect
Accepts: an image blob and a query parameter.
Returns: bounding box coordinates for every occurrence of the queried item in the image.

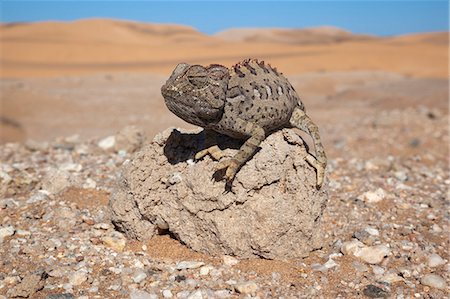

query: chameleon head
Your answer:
[161,63,229,127]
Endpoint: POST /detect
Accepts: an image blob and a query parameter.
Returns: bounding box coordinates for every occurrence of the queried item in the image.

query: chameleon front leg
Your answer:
[289,107,327,189]
[215,119,266,183]
[195,129,225,161]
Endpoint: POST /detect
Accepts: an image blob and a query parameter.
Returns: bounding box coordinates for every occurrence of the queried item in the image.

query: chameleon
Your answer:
[161,58,327,188]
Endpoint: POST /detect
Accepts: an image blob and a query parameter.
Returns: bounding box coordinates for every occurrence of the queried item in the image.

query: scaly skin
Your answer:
[161,58,327,188]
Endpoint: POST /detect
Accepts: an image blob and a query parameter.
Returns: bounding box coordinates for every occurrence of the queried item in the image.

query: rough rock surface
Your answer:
[110,127,328,259]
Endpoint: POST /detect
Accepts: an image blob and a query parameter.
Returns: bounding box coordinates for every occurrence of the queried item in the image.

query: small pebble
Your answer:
[342,240,390,264]
[187,290,203,299]
[199,266,212,276]
[222,255,239,266]
[214,290,231,298]
[428,253,445,267]
[235,281,258,295]
[341,239,365,255]
[420,273,447,290]
[176,261,205,270]
[68,269,87,286]
[0,225,15,243]
[26,191,49,204]
[359,188,386,203]
[364,227,380,236]
[162,289,173,298]
[101,234,126,252]
[130,289,158,299]
[363,284,389,298]
[132,269,147,284]
[394,171,408,182]
[371,265,385,276]
[355,245,390,264]
[98,136,116,150]
[431,224,443,233]
[176,290,190,299]
[352,261,369,272]
[381,272,404,284]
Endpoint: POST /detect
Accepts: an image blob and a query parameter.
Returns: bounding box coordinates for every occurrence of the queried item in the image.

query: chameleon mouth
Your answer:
[163,95,207,127]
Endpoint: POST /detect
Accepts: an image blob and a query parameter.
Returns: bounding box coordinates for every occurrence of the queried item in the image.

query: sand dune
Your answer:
[0,19,206,44]
[0,19,448,143]
[214,26,374,44]
[0,19,448,78]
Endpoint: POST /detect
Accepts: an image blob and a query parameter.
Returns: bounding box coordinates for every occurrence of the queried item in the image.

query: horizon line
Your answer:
[1,17,448,37]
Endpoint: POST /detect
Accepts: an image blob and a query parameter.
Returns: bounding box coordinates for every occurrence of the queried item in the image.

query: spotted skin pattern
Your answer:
[161,59,326,188]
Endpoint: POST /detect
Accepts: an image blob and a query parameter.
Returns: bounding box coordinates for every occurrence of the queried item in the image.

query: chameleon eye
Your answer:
[207,64,228,81]
[186,65,207,87]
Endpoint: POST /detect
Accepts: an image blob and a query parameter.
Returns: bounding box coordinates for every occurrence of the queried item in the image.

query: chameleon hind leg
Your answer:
[289,107,327,189]
[195,129,226,161]
[215,119,266,183]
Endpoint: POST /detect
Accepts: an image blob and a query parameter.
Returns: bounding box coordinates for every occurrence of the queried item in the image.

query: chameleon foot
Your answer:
[214,158,239,183]
[195,145,225,161]
[305,154,326,189]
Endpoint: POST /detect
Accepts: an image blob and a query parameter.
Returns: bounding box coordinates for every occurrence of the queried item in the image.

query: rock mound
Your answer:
[110,128,328,259]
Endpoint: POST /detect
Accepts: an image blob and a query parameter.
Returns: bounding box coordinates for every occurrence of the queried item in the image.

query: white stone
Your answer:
[176,290,191,299]
[199,266,212,276]
[354,245,390,264]
[41,169,73,194]
[83,178,97,189]
[101,232,126,252]
[94,222,112,230]
[69,269,88,286]
[371,265,385,276]
[420,273,447,290]
[394,171,408,182]
[0,226,15,243]
[132,269,147,283]
[427,213,437,220]
[16,230,30,236]
[428,253,445,267]
[130,289,158,299]
[364,227,380,236]
[168,172,182,185]
[176,261,205,270]
[98,136,116,150]
[187,290,203,299]
[235,281,258,295]
[0,170,12,184]
[214,290,231,298]
[162,289,173,298]
[60,163,82,172]
[359,188,386,203]
[431,224,443,233]
[341,239,365,255]
[222,255,239,266]
[342,240,390,264]
[26,191,49,204]
[381,272,404,283]
[323,258,339,269]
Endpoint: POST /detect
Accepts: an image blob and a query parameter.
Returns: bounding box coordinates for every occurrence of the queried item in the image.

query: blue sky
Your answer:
[0,1,448,36]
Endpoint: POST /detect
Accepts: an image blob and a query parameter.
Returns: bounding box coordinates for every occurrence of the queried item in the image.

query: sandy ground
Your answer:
[0,19,448,144]
[0,19,449,298]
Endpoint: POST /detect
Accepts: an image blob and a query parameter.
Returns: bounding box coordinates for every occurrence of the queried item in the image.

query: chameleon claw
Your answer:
[195,149,208,160]
[195,145,225,161]
[305,154,326,189]
[214,158,239,183]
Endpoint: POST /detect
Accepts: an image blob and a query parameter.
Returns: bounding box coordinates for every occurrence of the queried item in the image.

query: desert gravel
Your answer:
[0,83,448,298]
